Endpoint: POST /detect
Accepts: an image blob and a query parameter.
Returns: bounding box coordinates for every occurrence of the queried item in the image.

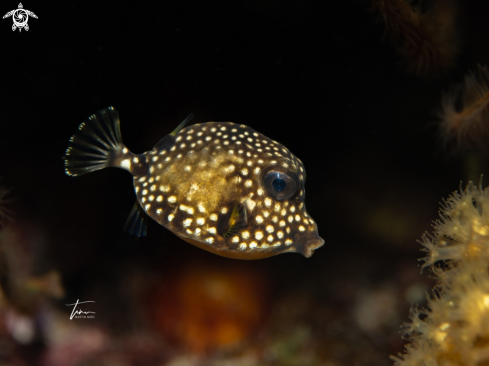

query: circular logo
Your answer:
[12,9,28,28]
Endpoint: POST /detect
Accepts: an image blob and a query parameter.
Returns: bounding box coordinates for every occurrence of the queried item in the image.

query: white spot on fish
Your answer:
[120,159,131,170]
[161,185,170,192]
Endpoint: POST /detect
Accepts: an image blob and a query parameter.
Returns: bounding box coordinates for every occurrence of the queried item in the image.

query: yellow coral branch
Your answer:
[394,181,489,366]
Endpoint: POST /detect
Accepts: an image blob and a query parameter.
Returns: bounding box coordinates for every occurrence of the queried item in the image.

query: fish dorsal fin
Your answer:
[123,201,148,237]
[153,113,194,151]
[217,197,248,237]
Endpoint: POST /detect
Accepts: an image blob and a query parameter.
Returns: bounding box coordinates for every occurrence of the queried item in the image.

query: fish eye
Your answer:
[272,177,286,192]
[263,170,299,200]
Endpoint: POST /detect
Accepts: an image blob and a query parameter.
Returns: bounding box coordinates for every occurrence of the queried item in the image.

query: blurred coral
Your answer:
[0,222,64,315]
[393,181,489,365]
[146,261,270,353]
[41,310,109,366]
[438,65,489,155]
[371,0,458,76]
[0,180,13,225]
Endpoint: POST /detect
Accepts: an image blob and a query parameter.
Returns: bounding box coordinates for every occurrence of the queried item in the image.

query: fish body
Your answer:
[64,107,323,259]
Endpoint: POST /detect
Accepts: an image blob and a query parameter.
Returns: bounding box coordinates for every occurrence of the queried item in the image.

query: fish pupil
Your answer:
[272,178,286,192]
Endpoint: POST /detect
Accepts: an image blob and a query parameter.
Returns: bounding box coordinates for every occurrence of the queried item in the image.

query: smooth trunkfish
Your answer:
[64,107,324,259]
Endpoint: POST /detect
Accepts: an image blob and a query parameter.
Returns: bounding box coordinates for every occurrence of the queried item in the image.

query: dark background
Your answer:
[1,0,489,365]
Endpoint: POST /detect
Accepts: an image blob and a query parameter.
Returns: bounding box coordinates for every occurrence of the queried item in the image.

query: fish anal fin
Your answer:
[124,201,148,238]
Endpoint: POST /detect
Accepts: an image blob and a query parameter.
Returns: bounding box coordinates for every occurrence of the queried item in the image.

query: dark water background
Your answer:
[1,0,489,365]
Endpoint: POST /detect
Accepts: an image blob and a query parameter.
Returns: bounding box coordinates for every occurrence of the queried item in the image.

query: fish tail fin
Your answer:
[64,107,128,177]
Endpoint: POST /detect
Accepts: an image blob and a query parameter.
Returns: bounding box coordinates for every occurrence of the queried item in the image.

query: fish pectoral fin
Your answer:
[123,201,148,238]
[217,201,248,237]
[153,113,194,151]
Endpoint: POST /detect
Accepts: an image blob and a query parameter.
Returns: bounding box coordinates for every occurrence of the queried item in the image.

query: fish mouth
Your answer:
[300,236,325,258]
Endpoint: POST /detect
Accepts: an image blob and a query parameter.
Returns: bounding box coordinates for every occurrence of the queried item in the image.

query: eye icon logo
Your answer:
[3,3,37,32]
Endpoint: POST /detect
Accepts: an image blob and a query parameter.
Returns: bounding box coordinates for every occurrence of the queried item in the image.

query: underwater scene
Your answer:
[2,0,489,365]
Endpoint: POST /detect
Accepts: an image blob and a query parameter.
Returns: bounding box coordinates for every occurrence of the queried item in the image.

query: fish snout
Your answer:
[299,235,324,258]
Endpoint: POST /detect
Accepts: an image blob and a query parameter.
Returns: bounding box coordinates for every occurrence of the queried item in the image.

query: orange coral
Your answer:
[146,261,270,353]
[438,65,489,154]
[371,0,458,76]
